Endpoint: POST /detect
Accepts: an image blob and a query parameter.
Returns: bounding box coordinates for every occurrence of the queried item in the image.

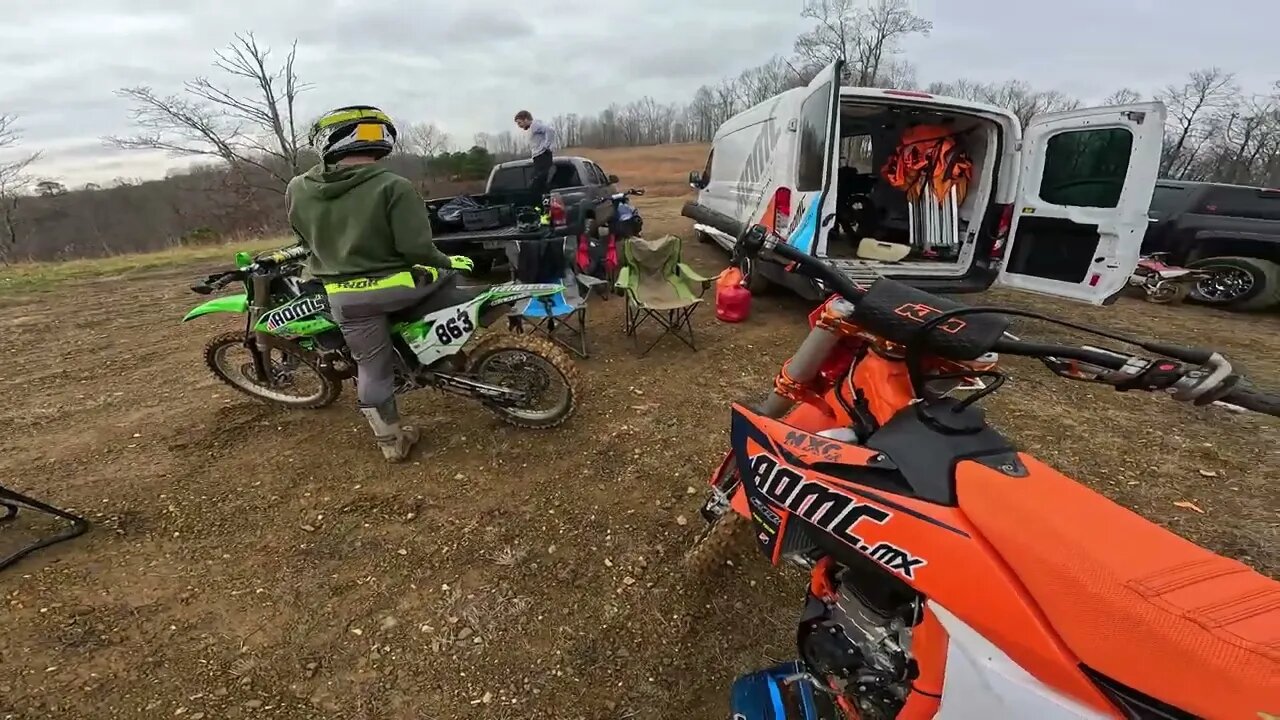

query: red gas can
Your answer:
[715,268,751,323]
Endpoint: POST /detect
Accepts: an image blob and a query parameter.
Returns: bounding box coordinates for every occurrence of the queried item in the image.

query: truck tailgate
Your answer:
[435,225,538,247]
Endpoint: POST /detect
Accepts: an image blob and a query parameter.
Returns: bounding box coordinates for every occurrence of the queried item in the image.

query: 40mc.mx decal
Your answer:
[746,453,926,579]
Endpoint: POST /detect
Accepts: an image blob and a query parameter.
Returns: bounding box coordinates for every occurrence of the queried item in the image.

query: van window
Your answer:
[702,150,714,181]
[1198,186,1280,221]
[1038,128,1134,208]
[797,81,833,192]
[839,135,874,173]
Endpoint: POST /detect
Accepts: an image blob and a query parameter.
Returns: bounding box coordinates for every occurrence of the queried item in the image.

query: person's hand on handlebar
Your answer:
[447,255,475,273]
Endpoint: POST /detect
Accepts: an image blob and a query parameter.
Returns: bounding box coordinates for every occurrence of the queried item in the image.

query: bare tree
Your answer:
[551,113,583,148]
[794,0,930,87]
[1104,88,1144,105]
[794,0,859,70]
[398,121,450,187]
[736,57,800,107]
[34,179,68,197]
[400,121,451,157]
[0,114,40,263]
[106,32,310,194]
[1156,67,1238,177]
[875,57,919,90]
[926,79,1080,125]
[856,0,931,87]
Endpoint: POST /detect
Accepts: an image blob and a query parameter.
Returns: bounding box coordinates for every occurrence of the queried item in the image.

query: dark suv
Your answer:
[1142,180,1280,310]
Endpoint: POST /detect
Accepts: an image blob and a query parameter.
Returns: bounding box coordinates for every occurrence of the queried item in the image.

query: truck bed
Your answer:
[435,224,542,246]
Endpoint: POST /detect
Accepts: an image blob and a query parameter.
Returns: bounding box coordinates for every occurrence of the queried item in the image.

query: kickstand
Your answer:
[0,484,90,572]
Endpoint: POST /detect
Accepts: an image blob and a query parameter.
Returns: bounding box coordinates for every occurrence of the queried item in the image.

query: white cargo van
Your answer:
[683,60,1167,304]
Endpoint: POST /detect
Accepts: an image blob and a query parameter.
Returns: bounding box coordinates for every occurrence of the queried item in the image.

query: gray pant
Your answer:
[327,278,437,418]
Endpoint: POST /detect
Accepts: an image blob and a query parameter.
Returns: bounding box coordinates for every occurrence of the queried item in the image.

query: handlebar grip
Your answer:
[256,245,309,265]
[1218,384,1280,417]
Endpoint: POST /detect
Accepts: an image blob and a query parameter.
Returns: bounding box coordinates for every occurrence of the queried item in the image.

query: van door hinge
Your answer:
[788,119,799,132]
[1123,111,1147,124]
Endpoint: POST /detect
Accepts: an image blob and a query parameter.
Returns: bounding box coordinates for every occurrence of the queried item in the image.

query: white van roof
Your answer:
[838,86,1021,126]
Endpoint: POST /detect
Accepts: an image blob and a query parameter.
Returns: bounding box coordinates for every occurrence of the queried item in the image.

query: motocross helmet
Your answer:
[309,105,397,164]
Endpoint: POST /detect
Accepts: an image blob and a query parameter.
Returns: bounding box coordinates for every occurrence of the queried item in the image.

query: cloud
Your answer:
[4,0,1277,185]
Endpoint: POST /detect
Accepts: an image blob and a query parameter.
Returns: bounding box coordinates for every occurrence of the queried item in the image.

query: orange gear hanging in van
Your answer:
[881,125,973,206]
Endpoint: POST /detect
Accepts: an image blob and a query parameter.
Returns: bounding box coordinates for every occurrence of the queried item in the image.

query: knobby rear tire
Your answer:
[203,332,342,410]
[684,512,754,575]
[465,332,581,429]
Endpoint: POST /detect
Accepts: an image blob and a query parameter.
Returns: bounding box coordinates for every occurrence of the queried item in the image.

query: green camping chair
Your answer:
[615,234,713,355]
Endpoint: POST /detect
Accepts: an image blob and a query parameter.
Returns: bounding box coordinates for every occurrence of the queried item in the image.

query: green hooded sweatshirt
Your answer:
[285,163,451,280]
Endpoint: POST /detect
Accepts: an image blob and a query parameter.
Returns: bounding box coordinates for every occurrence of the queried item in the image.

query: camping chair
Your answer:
[517,273,591,358]
[616,234,713,356]
[0,483,89,572]
[513,236,594,358]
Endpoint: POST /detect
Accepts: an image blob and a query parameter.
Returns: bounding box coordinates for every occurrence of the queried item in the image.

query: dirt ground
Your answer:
[2,165,1279,719]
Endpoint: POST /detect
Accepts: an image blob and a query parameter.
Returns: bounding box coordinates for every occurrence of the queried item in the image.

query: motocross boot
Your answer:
[358,400,420,463]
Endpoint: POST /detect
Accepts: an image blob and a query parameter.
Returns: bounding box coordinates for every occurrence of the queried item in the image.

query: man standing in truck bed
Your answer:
[514,110,557,209]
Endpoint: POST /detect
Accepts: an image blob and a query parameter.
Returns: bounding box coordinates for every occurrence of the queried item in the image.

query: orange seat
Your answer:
[957,456,1280,720]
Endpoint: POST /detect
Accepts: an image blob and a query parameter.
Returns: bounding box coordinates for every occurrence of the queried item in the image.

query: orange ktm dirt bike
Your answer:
[692,225,1280,720]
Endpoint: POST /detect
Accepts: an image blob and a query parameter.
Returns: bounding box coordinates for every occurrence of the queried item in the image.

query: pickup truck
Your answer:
[426,155,621,273]
[1142,180,1280,311]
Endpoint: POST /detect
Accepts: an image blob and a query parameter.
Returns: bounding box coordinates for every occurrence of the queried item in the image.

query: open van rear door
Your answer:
[998,102,1166,303]
[784,59,843,255]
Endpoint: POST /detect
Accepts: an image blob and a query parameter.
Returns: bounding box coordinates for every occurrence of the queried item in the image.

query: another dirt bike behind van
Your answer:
[182,246,580,428]
[692,225,1280,720]
[1128,252,1215,304]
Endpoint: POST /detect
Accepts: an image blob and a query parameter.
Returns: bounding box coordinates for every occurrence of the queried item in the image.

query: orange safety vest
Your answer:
[880,124,973,206]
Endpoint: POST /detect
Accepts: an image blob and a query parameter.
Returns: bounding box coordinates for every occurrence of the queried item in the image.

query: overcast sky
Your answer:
[1,0,1276,186]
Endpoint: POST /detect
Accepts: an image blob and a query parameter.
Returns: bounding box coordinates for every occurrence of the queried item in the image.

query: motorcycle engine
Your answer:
[798,570,917,720]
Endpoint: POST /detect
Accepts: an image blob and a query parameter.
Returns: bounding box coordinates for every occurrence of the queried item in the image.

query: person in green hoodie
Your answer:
[287,105,474,462]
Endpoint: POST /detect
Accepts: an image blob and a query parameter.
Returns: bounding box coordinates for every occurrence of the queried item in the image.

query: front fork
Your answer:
[758,298,858,418]
[702,297,859,520]
[245,275,275,383]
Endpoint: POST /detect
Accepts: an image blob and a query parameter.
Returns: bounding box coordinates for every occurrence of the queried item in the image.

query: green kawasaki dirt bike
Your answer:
[183,246,581,428]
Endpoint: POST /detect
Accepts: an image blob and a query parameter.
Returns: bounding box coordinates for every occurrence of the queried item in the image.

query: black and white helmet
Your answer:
[309,105,398,164]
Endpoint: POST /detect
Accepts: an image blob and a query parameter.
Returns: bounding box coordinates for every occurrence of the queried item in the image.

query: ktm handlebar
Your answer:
[736,224,1280,418]
[1220,384,1280,415]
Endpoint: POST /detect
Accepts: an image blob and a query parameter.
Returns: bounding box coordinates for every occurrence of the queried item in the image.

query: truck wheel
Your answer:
[1187,256,1280,311]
